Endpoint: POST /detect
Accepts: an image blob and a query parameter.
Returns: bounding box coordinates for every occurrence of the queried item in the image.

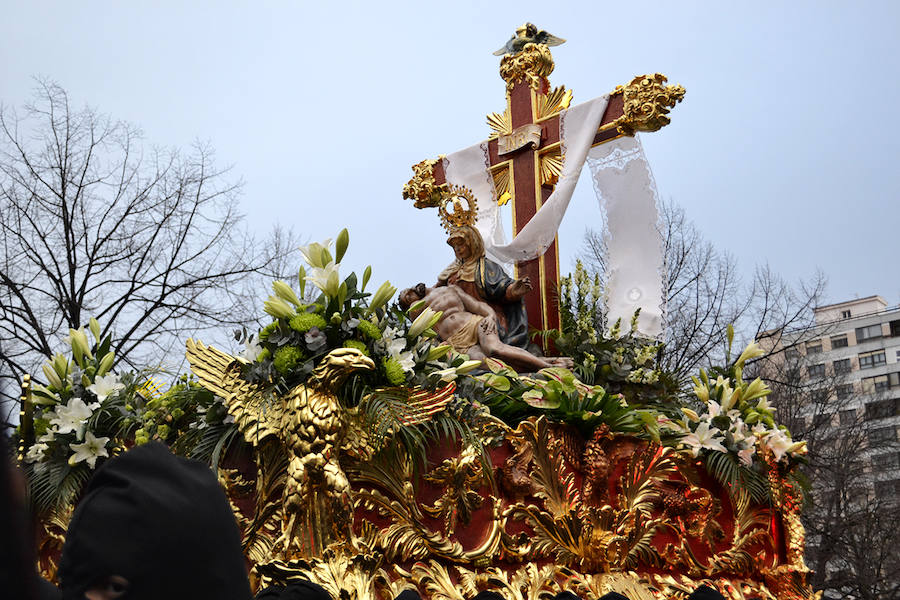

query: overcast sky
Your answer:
[3,1,899,311]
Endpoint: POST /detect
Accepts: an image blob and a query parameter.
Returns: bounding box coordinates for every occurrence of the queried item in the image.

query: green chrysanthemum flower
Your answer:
[289,312,327,333]
[382,356,406,386]
[257,348,271,363]
[356,319,382,340]
[343,340,369,356]
[273,346,305,375]
[258,321,280,341]
[157,424,171,439]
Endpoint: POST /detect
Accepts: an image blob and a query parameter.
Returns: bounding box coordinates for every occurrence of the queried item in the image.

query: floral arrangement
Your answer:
[21,319,142,513]
[549,260,675,400]
[663,326,807,500]
[243,229,480,396]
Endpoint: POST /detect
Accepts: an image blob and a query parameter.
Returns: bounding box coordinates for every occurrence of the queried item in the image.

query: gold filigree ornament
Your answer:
[613,74,686,136]
[403,158,445,209]
[499,43,555,91]
[438,185,478,232]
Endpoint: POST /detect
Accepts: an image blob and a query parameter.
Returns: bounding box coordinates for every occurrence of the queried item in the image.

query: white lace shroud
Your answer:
[587,134,665,339]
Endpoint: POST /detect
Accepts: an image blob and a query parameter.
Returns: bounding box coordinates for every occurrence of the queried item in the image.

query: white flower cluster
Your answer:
[26,373,124,469]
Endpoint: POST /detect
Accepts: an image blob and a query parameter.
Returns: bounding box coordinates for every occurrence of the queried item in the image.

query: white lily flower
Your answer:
[681,422,728,457]
[307,262,340,296]
[396,351,416,372]
[88,374,125,403]
[763,429,793,461]
[706,400,722,419]
[68,431,110,468]
[239,338,263,362]
[751,422,769,437]
[50,397,95,440]
[298,239,332,269]
[738,446,755,466]
[756,397,776,413]
[25,443,49,463]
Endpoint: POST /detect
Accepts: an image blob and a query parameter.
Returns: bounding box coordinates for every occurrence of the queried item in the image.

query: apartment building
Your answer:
[780,295,900,498]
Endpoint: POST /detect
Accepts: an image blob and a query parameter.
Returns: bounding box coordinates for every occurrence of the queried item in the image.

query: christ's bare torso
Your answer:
[422,286,487,341]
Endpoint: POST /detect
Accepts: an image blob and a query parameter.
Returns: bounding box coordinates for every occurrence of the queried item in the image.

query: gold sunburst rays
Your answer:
[487,108,512,139]
[534,86,573,121]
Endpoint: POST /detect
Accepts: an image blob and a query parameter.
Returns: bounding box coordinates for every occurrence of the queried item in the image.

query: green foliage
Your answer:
[542,261,677,403]
[273,346,305,375]
[458,358,651,438]
[356,319,381,340]
[342,339,369,355]
[382,356,406,386]
[289,312,326,333]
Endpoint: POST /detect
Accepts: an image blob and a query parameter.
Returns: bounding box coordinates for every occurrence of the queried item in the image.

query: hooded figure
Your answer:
[58,442,251,600]
[437,226,529,348]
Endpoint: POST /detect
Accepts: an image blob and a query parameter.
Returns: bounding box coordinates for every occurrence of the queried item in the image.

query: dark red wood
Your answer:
[429,90,625,343]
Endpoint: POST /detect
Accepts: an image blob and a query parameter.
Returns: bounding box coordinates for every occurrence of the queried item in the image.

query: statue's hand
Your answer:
[506,276,532,301]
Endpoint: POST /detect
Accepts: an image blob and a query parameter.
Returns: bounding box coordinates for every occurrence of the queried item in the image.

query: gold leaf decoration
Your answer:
[539,147,563,187]
[534,86,573,121]
[487,108,512,139]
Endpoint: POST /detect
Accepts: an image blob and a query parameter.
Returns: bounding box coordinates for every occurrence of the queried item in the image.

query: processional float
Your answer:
[19,24,818,600]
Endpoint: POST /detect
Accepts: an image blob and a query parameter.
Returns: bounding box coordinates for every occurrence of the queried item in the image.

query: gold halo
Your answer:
[438,185,478,232]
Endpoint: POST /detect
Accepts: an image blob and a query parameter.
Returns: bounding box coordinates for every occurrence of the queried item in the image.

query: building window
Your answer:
[808,364,826,378]
[806,340,823,354]
[859,350,886,370]
[872,452,900,470]
[785,348,801,361]
[874,479,900,501]
[865,399,896,420]
[868,426,897,444]
[841,310,852,319]
[812,413,832,428]
[891,320,900,337]
[856,324,883,342]
[833,358,851,374]
[863,373,899,393]
[839,409,857,425]
[836,384,854,400]
[830,334,848,349]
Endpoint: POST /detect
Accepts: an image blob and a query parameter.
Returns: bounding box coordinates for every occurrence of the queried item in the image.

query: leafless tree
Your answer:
[580,199,827,385]
[0,81,297,426]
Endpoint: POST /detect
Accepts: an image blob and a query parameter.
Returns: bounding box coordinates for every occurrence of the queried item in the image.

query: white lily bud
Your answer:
[367,281,397,314]
[735,342,764,367]
[408,308,442,339]
[263,296,295,320]
[97,351,116,376]
[272,280,302,307]
[455,360,483,374]
[42,363,63,390]
[426,344,452,361]
[682,408,700,422]
[89,317,101,342]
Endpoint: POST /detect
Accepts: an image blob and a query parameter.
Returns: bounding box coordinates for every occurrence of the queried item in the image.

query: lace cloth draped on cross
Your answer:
[587,134,665,338]
[442,96,663,338]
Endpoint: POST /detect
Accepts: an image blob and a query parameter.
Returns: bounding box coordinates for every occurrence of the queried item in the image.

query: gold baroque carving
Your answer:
[613,74,686,136]
[402,158,446,209]
[499,43,555,91]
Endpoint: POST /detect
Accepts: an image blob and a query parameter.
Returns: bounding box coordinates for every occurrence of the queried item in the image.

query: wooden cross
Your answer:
[404,28,683,340]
